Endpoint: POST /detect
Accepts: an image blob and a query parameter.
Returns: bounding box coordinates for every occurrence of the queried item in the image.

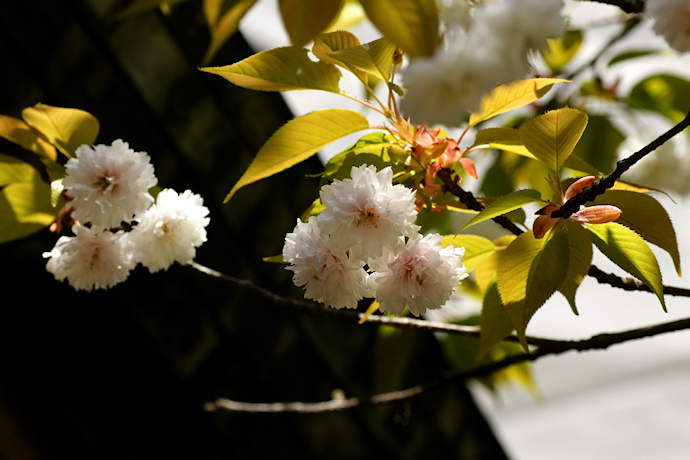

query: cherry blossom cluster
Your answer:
[645,0,690,53]
[282,165,468,316]
[44,139,210,291]
[401,0,566,127]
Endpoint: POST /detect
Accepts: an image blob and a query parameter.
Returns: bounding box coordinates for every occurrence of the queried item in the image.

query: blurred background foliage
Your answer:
[0,0,508,458]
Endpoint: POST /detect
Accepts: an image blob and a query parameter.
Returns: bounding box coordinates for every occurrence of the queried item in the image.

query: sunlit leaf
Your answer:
[571,114,623,174]
[357,0,438,58]
[262,254,285,263]
[202,0,259,65]
[0,115,56,161]
[21,103,99,159]
[460,189,542,232]
[542,30,582,74]
[326,0,368,31]
[0,177,60,243]
[478,283,515,360]
[520,107,588,173]
[224,108,370,201]
[586,222,666,311]
[474,235,515,293]
[0,154,42,185]
[629,74,690,124]
[607,49,661,66]
[441,234,495,273]
[201,46,343,93]
[359,299,380,323]
[469,78,568,127]
[497,229,569,348]
[593,190,681,276]
[279,0,344,47]
[558,220,593,315]
[326,36,397,81]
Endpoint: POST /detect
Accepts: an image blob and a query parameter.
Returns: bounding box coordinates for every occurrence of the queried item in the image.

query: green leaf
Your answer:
[279,0,344,47]
[541,30,582,74]
[312,31,368,82]
[224,108,370,201]
[520,107,588,173]
[0,154,43,185]
[357,0,439,58]
[116,0,193,18]
[629,74,690,124]
[0,115,56,161]
[585,222,666,311]
[497,229,569,348]
[202,0,259,65]
[262,254,285,263]
[441,234,495,273]
[558,220,593,315]
[474,235,515,293]
[469,78,568,127]
[460,189,542,232]
[607,49,661,67]
[0,176,60,243]
[201,46,343,93]
[571,114,624,174]
[21,103,99,159]
[592,190,681,276]
[478,283,516,360]
[326,36,398,82]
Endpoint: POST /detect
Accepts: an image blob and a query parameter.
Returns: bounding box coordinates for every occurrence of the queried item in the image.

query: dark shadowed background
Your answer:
[0,1,507,458]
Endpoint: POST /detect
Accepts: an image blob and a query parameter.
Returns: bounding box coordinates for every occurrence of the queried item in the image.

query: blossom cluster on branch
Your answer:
[282,165,468,316]
[43,140,210,291]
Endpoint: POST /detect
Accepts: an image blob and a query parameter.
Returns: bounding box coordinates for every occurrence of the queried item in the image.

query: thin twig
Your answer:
[205,316,690,413]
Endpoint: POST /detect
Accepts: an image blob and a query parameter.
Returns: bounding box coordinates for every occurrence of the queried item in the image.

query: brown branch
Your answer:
[205,315,690,413]
[552,110,690,219]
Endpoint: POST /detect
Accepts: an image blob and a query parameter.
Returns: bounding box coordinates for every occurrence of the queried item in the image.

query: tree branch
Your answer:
[551,110,690,219]
[205,315,690,414]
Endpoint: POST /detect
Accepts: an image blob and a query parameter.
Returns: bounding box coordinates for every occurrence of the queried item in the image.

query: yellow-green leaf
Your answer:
[558,220,592,315]
[224,108,370,201]
[474,235,516,293]
[0,177,60,243]
[497,229,569,348]
[592,190,681,276]
[279,0,344,47]
[478,282,516,360]
[520,107,588,173]
[0,154,43,186]
[21,103,99,159]
[441,234,495,273]
[359,300,380,323]
[326,36,397,81]
[116,0,192,18]
[0,115,56,161]
[202,0,259,65]
[542,30,582,74]
[586,222,666,311]
[469,78,568,127]
[461,189,543,232]
[313,31,368,83]
[201,46,343,93]
[357,0,439,58]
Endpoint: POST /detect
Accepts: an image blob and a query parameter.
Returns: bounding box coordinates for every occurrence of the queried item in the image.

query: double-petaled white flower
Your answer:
[63,139,157,229]
[130,189,210,273]
[317,165,418,261]
[283,217,373,309]
[43,224,135,291]
[646,0,690,53]
[368,233,468,316]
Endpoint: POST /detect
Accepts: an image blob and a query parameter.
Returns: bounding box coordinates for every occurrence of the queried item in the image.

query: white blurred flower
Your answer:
[63,139,157,229]
[43,224,135,291]
[402,0,565,127]
[646,0,690,53]
[130,189,210,273]
[317,165,418,260]
[283,217,373,309]
[369,233,468,317]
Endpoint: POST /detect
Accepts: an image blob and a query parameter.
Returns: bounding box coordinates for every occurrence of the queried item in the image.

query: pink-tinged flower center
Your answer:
[356,205,380,228]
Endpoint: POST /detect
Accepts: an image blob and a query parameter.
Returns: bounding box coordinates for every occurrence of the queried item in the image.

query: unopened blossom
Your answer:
[43,224,135,291]
[63,139,157,229]
[646,0,690,53]
[130,189,210,273]
[283,217,373,309]
[368,233,468,316]
[317,165,419,260]
[533,176,622,238]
